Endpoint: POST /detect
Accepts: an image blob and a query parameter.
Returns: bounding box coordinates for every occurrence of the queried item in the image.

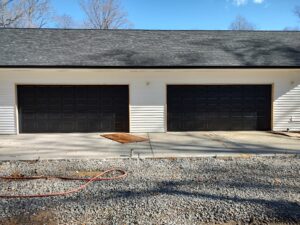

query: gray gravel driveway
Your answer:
[0,155,299,225]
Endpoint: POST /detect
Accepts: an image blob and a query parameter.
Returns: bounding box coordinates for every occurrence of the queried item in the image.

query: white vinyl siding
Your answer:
[274,84,300,131]
[130,106,165,132]
[0,82,16,134]
[0,68,299,134]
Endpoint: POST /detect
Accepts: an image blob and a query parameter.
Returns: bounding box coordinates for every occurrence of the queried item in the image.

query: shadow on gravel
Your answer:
[103,180,300,223]
[1,178,299,224]
[1,156,299,224]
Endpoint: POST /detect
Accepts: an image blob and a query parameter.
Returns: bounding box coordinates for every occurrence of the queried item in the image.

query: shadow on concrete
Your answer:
[0,132,299,159]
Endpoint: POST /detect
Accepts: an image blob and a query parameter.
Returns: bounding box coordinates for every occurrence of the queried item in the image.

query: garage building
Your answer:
[0,29,299,134]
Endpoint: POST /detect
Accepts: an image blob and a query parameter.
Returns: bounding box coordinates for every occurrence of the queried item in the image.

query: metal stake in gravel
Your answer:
[0,169,127,199]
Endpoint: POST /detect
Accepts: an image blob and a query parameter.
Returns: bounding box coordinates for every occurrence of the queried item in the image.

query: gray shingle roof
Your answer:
[0,28,300,67]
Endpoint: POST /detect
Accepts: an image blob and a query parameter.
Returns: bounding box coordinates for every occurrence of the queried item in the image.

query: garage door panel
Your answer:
[61,121,75,132]
[18,85,129,133]
[257,118,270,130]
[243,118,257,129]
[47,122,61,131]
[230,119,245,130]
[167,85,271,131]
[101,120,114,131]
[62,105,74,112]
[22,113,35,120]
[36,113,48,120]
[36,121,50,131]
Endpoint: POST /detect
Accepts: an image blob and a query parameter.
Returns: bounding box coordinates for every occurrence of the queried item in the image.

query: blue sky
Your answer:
[51,0,300,30]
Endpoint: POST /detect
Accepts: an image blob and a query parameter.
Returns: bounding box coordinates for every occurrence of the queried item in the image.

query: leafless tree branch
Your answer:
[79,0,132,29]
[54,14,75,29]
[0,0,24,27]
[0,0,51,28]
[229,15,256,31]
[17,0,51,28]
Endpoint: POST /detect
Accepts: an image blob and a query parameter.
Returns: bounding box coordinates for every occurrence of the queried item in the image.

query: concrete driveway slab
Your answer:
[0,133,151,160]
[149,131,300,157]
[0,132,299,160]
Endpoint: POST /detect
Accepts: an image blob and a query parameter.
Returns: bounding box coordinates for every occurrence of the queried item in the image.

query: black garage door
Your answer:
[167,85,272,131]
[18,85,129,133]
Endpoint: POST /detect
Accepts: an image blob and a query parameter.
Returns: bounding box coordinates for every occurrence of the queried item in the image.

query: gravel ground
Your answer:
[0,155,299,225]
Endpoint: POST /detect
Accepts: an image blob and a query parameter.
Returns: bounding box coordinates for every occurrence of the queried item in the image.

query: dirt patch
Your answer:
[206,222,294,225]
[214,154,254,161]
[1,210,57,225]
[10,170,24,179]
[29,210,57,225]
[101,133,149,144]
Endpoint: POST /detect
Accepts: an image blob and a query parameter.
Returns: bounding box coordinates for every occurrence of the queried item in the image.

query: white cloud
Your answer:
[232,0,248,6]
[253,0,264,4]
[232,0,265,6]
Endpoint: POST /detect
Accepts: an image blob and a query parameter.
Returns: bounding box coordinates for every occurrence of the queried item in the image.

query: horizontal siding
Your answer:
[0,69,299,134]
[130,106,165,132]
[274,85,300,131]
[0,83,16,134]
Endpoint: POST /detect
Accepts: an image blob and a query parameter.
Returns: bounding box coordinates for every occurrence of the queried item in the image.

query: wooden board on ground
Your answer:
[101,133,149,144]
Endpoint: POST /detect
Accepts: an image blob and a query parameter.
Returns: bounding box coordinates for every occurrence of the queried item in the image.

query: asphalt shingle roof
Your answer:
[0,29,300,67]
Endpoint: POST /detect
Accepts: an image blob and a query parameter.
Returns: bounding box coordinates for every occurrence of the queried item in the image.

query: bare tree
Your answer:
[79,0,131,29]
[229,15,256,30]
[0,0,51,28]
[0,0,23,27]
[54,14,75,28]
[282,6,300,31]
[16,0,51,28]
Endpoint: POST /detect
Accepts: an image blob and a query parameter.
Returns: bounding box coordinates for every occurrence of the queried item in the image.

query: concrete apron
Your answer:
[0,131,299,161]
